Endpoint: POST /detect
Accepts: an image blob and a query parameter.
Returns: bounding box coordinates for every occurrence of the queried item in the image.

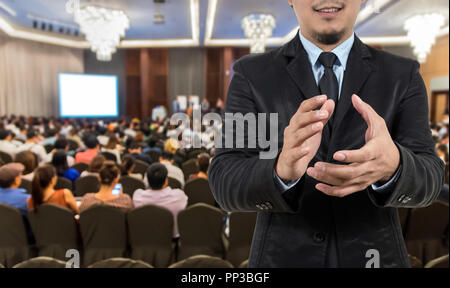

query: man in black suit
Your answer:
[209,0,445,267]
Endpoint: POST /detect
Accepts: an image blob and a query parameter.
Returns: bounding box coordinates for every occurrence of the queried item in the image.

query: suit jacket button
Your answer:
[313,232,326,243]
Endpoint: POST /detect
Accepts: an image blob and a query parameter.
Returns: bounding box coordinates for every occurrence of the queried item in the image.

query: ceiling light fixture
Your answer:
[241,14,276,53]
[74,6,130,61]
[404,13,445,63]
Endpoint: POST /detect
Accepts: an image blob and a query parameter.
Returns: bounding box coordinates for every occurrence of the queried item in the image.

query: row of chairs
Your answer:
[1,255,248,269]
[0,203,257,268]
[398,201,449,267]
[4,254,448,268]
[19,176,215,206]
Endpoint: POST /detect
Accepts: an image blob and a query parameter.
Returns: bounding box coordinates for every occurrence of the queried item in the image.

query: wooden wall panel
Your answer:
[206,48,224,107]
[125,48,169,119]
[205,47,250,107]
[420,35,449,104]
[125,49,141,117]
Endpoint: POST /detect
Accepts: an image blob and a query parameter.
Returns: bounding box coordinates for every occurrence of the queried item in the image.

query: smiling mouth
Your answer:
[314,6,343,16]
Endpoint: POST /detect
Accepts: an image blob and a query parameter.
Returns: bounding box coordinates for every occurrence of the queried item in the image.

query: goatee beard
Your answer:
[314,30,346,45]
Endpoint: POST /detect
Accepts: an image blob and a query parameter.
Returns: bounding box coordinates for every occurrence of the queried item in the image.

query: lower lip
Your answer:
[315,9,341,17]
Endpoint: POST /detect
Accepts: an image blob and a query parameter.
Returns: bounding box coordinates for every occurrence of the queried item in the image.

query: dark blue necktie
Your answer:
[318,52,339,104]
[318,52,339,132]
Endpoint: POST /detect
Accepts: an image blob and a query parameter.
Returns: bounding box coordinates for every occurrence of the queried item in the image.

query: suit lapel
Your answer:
[283,35,321,100]
[332,37,375,134]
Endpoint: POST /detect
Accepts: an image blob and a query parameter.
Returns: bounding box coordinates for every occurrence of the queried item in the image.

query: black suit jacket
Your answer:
[208,35,445,268]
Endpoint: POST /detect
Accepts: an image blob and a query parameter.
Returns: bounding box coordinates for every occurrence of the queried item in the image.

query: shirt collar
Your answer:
[298,31,354,70]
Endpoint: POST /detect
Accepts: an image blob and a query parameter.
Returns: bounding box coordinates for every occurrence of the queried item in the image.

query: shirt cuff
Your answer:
[371,165,402,193]
[273,169,301,193]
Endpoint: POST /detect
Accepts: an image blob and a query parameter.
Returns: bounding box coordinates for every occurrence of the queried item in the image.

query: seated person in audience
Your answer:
[80,161,134,213]
[45,137,75,166]
[80,155,106,177]
[52,150,80,183]
[189,153,210,180]
[159,151,184,188]
[143,135,162,154]
[124,121,139,139]
[101,135,123,164]
[0,163,30,215]
[43,128,59,146]
[96,127,110,147]
[18,129,48,164]
[126,142,152,165]
[75,134,100,164]
[164,138,183,168]
[133,163,187,238]
[134,131,145,144]
[27,165,79,214]
[16,124,28,143]
[15,151,36,181]
[67,128,83,149]
[164,138,180,155]
[0,129,20,156]
[120,155,142,180]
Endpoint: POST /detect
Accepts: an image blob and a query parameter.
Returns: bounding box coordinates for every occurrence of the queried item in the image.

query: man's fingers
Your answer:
[319,99,335,126]
[289,122,323,147]
[289,109,329,131]
[352,94,378,128]
[289,98,335,133]
[315,182,367,198]
[307,162,371,185]
[298,95,328,113]
[286,146,310,162]
[333,141,377,163]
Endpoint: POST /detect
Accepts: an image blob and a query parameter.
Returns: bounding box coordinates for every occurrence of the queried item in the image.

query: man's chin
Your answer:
[313,29,346,45]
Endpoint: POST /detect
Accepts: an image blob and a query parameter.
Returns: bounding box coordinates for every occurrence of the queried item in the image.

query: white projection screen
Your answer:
[59,73,119,118]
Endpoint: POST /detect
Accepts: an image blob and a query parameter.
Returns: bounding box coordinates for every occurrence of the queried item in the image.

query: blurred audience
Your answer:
[127,142,152,165]
[17,129,47,163]
[0,129,19,156]
[189,153,211,180]
[52,150,80,183]
[102,135,123,164]
[80,161,133,212]
[0,163,29,215]
[159,151,184,188]
[14,151,36,181]
[75,134,100,164]
[120,155,142,180]
[133,163,187,238]
[80,155,106,178]
[27,165,79,214]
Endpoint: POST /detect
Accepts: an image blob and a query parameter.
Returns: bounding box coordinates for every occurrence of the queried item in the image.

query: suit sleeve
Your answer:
[367,61,445,207]
[208,60,302,213]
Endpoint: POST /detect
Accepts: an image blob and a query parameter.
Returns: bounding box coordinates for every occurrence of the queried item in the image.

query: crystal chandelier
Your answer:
[74,6,130,61]
[404,13,445,63]
[241,14,276,54]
